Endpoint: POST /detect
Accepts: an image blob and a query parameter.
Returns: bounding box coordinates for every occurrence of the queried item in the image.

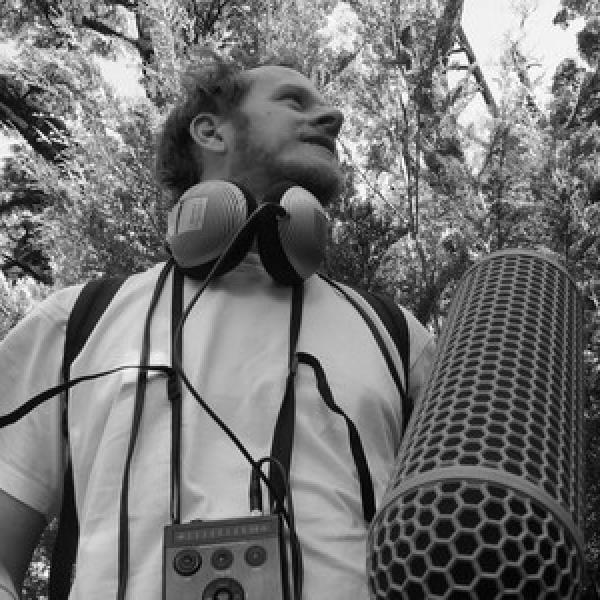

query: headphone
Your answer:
[166,180,329,285]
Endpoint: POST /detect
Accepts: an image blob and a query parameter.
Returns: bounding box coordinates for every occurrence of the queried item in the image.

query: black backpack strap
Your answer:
[351,290,410,394]
[318,275,412,431]
[61,277,127,380]
[349,287,413,432]
[49,276,126,600]
[297,351,376,522]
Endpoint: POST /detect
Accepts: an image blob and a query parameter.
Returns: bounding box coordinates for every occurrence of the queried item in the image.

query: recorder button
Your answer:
[244,545,267,567]
[211,548,234,570]
[173,549,202,576]
[203,578,244,600]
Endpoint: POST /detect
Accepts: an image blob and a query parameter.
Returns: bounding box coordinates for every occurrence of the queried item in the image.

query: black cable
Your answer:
[0,365,173,429]
[268,284,303,514]
[146,203,303,597]
[171,203,293,523]
[255,457,303,600]
[0,207,303,598]
[249,464,263,514]
[171,346,292,532]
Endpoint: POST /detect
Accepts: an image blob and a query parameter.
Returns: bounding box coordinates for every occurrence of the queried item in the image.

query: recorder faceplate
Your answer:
[163,514,288,600]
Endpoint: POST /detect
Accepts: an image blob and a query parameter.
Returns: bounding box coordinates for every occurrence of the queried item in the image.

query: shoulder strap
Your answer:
[319,275,412,431]
[350,288,410,392]
[61,277,127,381]
[50,276,126,600]
[350,287,412,430]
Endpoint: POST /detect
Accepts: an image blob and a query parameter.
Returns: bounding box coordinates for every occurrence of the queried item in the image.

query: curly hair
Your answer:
[154,50,250,204]
[155,49,306,205]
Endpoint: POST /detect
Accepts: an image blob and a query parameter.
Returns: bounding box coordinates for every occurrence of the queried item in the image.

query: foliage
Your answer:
[325,196,410,292]
[0,0,599,595]
[0,272,50,340]
[554,0,600,27]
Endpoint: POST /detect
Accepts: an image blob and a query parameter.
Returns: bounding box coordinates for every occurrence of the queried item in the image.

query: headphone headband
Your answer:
[167,180,329,284]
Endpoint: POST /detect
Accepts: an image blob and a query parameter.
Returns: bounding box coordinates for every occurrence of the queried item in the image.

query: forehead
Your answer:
[242,65,325,102]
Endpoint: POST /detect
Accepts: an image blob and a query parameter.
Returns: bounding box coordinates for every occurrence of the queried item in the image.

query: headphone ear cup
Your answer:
[167,181,257,279]
[257,186,329,285]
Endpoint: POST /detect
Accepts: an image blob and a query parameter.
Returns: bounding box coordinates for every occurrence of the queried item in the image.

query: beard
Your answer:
[277,156,343,206]
[231,118,343,206]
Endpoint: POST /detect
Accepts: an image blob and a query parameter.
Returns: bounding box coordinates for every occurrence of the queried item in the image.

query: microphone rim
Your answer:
[466,248,578,288]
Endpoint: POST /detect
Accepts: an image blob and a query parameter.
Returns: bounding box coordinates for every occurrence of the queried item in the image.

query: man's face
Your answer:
[227,66,345,206]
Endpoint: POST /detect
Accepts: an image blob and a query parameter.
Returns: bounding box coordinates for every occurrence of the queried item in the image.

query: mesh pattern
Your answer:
[368,251,584,600]
[368,480,582,599]
[390,251,583,523]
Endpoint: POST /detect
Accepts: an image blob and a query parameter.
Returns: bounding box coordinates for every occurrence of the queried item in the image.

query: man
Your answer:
[0,54,434,599]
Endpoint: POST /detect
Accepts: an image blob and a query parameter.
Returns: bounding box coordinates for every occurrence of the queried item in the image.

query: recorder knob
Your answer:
[203,578,244,600]
[173,548,202,576]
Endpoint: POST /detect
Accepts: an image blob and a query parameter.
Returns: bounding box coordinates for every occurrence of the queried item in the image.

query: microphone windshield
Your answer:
[368,249,585,600]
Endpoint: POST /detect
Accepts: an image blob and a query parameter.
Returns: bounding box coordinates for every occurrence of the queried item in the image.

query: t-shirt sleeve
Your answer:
[0,285,82,521]
[401,308,436,407]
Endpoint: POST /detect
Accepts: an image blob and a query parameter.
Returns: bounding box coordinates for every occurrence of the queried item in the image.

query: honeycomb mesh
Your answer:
[369,480,582,600]
[368,250,585,599]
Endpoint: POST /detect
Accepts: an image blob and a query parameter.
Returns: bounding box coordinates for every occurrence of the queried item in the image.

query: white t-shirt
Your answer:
[0,256,435,599]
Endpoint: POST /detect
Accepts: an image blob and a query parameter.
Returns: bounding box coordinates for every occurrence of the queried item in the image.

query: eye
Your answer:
[282,94,304,109]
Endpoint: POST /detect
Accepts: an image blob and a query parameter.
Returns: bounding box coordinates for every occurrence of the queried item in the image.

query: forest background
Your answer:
[0,0,599,597]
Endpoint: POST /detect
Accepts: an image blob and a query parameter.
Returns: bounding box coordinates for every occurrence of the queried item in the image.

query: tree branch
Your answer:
[80,15,153,61]
[0,189,49,216]
[0,100,29,134]
[0,80,69,164]
[199,0,235,37]
[1,253,53,285]
[31,0,62,23]
[475,124,507,184]
[456,24,498,118]
[416,0,464,113]
[338,136,411,231]
[571,234,600,263]
[110,0,138,8]
[429,0,465,71]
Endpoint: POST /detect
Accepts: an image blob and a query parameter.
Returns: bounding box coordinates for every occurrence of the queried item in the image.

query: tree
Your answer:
[0,0,599,594]
[551,0,600,590]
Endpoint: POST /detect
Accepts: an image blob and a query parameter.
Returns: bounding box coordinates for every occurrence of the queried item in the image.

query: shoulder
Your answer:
[2,284,84,346]
[313,276,436,395]
[104,263,171,306]
[397,306,435,403]
[61,263,172,328]
[399,307,435,370]
[35,284,84,321]
[2,263,167,347]
[314,276,435,356]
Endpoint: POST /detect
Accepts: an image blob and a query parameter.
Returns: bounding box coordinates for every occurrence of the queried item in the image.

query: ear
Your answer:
[189,113,228,153]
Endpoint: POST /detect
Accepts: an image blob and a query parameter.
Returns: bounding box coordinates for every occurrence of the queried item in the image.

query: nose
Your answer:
[312,105,344,137]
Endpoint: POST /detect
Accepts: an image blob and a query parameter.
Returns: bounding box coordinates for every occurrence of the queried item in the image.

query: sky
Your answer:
[460,0,583,118]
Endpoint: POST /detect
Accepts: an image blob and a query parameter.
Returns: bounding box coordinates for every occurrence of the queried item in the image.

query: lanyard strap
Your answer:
[170,267,184,524]
[266,284,375,523]
[296,352,376,523]
[116,260,174,600]
[268,283,304,512]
